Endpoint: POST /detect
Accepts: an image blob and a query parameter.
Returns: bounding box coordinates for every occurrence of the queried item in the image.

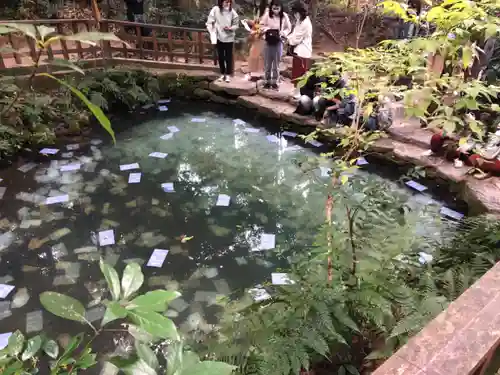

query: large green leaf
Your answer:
[21,335,42,361]
[37,73,116,144]
[7,331,25,356]
[165,341,184,375]
[128,290,181,312]
[121,358,157,375]
[37,25,56,40]
[101,301,128,326]
[62,32,125,46]
[135,341,159,370]
[39,292,86,323]
[121,263,144,300]
[46,58,85,75]
[127,309,180,340]
[43,339,59,359]
[180,361,236,375]
[0,23,37,39]
[128,324,155,343]
[99,259,121,301]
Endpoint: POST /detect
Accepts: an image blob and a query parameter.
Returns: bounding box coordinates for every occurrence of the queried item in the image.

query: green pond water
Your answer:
[0,101,464,371]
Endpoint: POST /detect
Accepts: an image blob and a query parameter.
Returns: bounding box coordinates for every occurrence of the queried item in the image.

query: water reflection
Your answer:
[0,102,456,372]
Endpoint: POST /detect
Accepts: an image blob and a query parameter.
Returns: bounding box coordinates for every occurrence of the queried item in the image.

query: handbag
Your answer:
[265,16,283,45]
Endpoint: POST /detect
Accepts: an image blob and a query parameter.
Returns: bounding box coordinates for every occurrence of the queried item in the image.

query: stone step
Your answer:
[387,118,433,150]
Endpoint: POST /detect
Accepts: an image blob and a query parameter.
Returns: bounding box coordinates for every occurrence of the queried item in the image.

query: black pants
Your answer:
[216,41,234,75]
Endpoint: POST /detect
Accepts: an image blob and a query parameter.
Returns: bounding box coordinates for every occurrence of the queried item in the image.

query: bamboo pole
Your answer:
[91,0,102,22]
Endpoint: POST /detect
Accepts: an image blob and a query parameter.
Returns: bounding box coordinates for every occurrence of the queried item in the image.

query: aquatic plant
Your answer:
[0,260,235,375]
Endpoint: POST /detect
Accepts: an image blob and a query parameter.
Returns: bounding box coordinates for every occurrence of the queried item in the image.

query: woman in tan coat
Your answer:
[244,0,269,81]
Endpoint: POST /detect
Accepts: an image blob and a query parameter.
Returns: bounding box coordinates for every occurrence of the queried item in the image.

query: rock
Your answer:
[237,95,295,119]
[210,94,231,104]
[210,79,257,96]
[193,88,213,100]
[464,178,500,214]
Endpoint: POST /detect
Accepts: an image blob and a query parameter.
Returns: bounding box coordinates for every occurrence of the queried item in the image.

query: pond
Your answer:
[0,100,463,368]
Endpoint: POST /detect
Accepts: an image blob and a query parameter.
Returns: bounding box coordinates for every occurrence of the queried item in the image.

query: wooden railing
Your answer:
[0,18,217,70]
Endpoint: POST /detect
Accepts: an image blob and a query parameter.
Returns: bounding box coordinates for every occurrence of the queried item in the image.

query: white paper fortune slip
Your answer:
[258,233,275,251]
[149,152,168,159]
[128,173,142,184]
[243,127,259,133]
[440,206,464,221]
[271,273,295,285]
[282,131,297,138]
[319,167,331,177]
[216,194,230,206]
[0,332,12,350]
[17,163,36,173]
[191,118,206,123]
[66,144,79,151]
[158,98,171,104]
[120,163,140,171]
[266,135,280,144]
[158,106,169,112]
[40,148,59,155]
[147,249,169,267]
[167,126,180,133]
[99,230,115,246]
[233,119,246,126]
[160,133,174,140]
[248,288,271,302]
[161,182,175,192]
[60,163,81,172]
[45,195,69,205]
[0,187,5,199]
[0,284,15,299]
[405,180,427,192]
[356,157,369,166]
[308,139,323,147]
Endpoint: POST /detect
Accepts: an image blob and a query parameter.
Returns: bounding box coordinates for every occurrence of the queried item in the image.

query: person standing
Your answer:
[207,0,240,83]
[287,1,313,98]
[260,0,291,90]
[244,0,269,81]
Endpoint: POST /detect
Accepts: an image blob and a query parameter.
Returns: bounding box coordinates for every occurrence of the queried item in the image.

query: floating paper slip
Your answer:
[405,180,427,192]
[99,230,115,246]
[167,126,180,133]
[356,157,369,166]
[40,148,59,155]
[249,288,271,302]
[158,98,171,104]
[271,273,295,285]
[259,233,275,251]
[319,167,331,177]
[158,105,169,112]
[0,284,15,299]
[26,310,43,333]
[149,152,168,159]
[60,163,81,172]
[45,194,69,205]
[128,173,141,184]
[233,119,246,126]
[266,134,280,144]
[0,187,5,199]
[120,163,140,171]
[18,163,37,173]
[191,118,206,123]
[440,206,464,221]
[243,127,260,133]
[308,139,323,147]
[216,194,231,206]
[160,133,174,140]
[0,332,12,350]
[90,139,103,146]
[162,182,175,192]
[147,249,169,267]
[282,131,298,138]
[66,144,79,151]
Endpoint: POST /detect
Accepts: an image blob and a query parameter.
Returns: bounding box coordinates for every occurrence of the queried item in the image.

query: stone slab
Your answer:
[210,79,257,96]
[388,118,433,150]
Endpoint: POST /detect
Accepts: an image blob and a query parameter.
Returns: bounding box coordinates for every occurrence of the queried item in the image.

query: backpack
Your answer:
[265,16,283,45]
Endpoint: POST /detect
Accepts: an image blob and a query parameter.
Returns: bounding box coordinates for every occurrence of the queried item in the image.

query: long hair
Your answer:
[218,0,232,11]
[291,1,307,21]
[268,0,284,19]
[254,0,268,18]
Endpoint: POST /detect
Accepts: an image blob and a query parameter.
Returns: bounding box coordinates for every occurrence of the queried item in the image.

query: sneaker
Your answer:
[217,75,225,82]
[244,73,252,81]
[271,83,279,91]
[225,75,231,83]
[263,82,271,89]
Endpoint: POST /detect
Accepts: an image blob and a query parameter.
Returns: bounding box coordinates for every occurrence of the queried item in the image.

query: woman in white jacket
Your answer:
[287,1,312,97]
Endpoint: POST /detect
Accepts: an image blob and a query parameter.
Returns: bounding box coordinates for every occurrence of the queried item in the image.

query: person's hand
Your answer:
[332,98,341,104]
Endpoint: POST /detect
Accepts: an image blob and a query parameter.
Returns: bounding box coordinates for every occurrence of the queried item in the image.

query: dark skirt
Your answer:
[291,56,310,82]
